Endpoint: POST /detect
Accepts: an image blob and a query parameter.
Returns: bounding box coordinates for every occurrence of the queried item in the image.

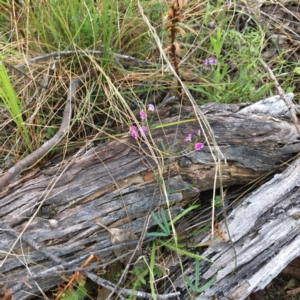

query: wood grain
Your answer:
[1,94,299,299]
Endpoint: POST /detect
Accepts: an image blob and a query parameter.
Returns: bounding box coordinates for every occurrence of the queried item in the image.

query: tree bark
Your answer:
[160,154,300,300]
[0,94,299,299]
[198,154,300,300]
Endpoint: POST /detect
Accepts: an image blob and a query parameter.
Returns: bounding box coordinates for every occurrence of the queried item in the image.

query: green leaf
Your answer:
[150,211,166,233]
[160,141,166,151]
[46,126,55,140]
[153,174,163,184]
[196,275,217,293]
[0,57,31,150]
[171,205,199,224]
[76,285,87,298]
[166,142,178,151]
[211,195,222,208]
[132,266,142,276]
[150,241,157,300]
[185,276,196,292]
[158,240,212,262]
[139,277,146,285]
[294,67,300,75]
[146,232,169,237]
[160,209,170,235]
[138,270,148,285]
[175,243,187,249]
[189,223,211,237]
[195,252,200,287]
[153,266,163,278]
[185,253,216,294]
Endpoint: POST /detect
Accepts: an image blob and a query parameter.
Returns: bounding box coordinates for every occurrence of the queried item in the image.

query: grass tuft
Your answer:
[0,56,31,151]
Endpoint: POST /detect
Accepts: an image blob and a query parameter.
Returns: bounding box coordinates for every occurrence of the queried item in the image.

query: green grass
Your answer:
[0,0,299,298]
[0,56,31,151]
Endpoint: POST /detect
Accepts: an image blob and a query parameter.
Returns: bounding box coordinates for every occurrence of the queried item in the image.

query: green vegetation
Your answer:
[0,56,31,151]
[0,0,298,298]
[0,0,296,158]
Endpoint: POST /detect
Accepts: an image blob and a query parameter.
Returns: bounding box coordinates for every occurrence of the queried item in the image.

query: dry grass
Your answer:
[0,0,300,299]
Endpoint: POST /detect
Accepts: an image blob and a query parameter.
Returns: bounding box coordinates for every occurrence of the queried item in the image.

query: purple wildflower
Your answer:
[142,246,152,257]
[203,57,218,70]
[139,125,147,136]
[140,110,147,120]
[195,129,201,137]
[195,142,204,151]
[129,126,139,139]
[185,134,192,142]
[204,57,218,65]
[147,104,155,111]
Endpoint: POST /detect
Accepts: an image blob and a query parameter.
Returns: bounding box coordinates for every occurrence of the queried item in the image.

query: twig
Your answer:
[0,68,97,191]
[9,238,155,293]
[260,59,300,137]
[0,49,152,190]
[4,62,52,89]
[1,223,63,265]
[106,211,152,300]
[15,50,151,70]
[86,271,180,299]
[1,223,179,299]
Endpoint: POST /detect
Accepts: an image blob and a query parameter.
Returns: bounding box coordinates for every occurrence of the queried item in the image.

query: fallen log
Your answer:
[198,154,300,300]
[0,94,299,299]
[160,154,300,300]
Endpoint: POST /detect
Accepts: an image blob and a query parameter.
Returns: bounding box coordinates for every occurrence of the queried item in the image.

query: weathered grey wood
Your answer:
[161,155,300,300]
[198,154,300,300]
[0,94,299,299]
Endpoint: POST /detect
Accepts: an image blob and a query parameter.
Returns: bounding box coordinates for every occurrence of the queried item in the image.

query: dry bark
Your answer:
[0,94,299,299]
[160,154,300,300]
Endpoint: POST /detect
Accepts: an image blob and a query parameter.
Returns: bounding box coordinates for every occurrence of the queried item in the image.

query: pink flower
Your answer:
[147,104,155,111]
[195,142,204,151]
[185,134,192,142]
[129,126,139,139]
[139,125,147,136]
[140,110,147,120]
[194,187,200,192]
